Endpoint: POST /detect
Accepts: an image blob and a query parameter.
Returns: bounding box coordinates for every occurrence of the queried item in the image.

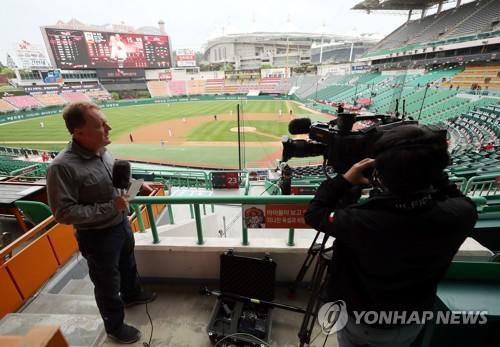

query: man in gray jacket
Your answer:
[47,102,155,344]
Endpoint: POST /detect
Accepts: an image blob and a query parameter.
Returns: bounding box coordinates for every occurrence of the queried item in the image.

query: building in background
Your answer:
[202,32,375,71]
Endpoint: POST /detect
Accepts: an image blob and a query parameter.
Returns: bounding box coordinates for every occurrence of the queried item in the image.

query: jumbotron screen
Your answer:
[43,28,171,69]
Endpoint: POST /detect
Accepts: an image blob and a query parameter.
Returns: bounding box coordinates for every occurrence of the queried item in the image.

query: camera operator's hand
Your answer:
[343,158,375,185]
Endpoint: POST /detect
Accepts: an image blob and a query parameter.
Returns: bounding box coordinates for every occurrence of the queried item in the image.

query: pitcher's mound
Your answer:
[230,126,256,133]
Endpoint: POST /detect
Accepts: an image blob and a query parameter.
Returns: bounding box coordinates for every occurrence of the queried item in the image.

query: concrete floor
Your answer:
[100,284,339,347]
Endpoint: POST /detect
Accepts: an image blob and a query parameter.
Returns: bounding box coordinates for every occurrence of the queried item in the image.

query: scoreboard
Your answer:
[43,28,171,69]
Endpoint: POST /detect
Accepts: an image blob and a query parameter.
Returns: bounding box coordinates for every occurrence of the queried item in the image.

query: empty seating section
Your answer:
[443,65,500,89]
[446,0,500,38]
[186,80,206,95]
[368,0,498,52]
[205,79,224,94]
[61,92,91,103]
[33,94,66,106]
[443,105,500,178]
[147,81,170,97]
[304,67,500,134]
[260,77,281,93]
[288,75,321,99]
[222,82,240,94]
[0,99,17,113]
[167,80,187,96]
[0,158,38,175]
[372,19,432,51]
[3,96,41,109]
[275,78,290,93]
[410,4,475,43]
[239,81,261,94]
[86,89,112,101]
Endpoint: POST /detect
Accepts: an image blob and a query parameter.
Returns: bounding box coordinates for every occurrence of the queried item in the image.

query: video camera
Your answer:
[282,113,418,174]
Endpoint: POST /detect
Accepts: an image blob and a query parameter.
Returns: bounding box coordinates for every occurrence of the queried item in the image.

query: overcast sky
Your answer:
[0,0,460,65]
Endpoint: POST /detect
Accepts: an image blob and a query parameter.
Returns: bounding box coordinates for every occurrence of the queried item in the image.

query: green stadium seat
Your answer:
[14,200,55,229]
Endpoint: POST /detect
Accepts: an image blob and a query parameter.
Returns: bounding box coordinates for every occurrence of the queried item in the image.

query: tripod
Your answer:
[294,234,334,346]
[289,231,324,295]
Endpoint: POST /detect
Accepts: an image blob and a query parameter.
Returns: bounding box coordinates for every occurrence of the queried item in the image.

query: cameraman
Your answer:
[304,125,477,347]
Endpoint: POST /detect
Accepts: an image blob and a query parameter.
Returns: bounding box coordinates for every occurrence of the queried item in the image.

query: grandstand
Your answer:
[205,79,225,94]
[32,94,66,106]
[168,80,187,96]
[443,65,500,89]
[147,80,169,97]
[0,99,17,113]
[3,96,41,109]
[186,79,206,95]
[60,92,91,103]
[358,0,500,51]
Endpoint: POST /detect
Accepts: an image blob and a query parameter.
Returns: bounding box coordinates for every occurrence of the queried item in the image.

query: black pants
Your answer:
[76,219,142,333]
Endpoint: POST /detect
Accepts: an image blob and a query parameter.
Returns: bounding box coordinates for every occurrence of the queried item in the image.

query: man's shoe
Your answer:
[107,323,141,344]
[123,289,157,308]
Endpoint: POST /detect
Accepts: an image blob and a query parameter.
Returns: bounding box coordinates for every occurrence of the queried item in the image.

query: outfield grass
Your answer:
[108,144,279,168]
[0,100,318,166]
[0,100,294,143]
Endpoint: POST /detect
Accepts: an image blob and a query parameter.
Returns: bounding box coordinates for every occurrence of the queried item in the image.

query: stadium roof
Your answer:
[352,0,462,11]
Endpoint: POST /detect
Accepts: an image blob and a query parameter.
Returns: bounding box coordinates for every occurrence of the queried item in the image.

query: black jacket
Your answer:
[304,175,477,315]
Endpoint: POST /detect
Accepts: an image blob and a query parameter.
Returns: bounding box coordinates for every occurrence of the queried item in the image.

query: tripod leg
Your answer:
[298,252,329,346]
[289,231,323,295]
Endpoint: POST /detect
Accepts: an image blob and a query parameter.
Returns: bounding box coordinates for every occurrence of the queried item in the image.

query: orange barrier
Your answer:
[47,224,78,265]
[0,265,23,320]
[6,235,59,299]
[0,183,165,319]
[0,216,75,319]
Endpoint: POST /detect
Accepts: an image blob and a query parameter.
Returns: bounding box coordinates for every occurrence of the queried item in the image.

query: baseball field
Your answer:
[0,99,328,168]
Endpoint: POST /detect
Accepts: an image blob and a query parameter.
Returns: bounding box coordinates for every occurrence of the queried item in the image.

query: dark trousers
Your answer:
[76,219,141,333]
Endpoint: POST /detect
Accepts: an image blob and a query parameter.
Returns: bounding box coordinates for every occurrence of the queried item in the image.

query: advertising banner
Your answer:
[176,49,196,67]
[96,69,145,78]
[242,204,309,229]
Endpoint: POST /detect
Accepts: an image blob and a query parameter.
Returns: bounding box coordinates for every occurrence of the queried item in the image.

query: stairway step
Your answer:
[59,279,93,296]
[0,313,104,347]
[23,293,98,315]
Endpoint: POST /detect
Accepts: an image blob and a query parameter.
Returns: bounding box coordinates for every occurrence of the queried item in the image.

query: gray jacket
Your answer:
[46,140,124,230]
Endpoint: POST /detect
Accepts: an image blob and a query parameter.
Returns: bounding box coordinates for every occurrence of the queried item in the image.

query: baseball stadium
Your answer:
[0,0,499,346]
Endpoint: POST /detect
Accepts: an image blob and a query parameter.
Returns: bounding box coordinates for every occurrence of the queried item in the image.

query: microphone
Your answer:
[288,118,311,135]
[112,160,131,195]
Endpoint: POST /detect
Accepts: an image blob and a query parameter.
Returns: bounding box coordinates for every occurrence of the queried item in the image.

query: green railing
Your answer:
[133,169,211,189]
[463,173,500,204]
[129,195,489,247]
[131,195,311,246]
[9,163,44,177]
[132,169,249,190]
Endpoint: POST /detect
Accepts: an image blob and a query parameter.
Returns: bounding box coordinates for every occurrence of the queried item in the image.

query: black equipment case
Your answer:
[206,250,276,346]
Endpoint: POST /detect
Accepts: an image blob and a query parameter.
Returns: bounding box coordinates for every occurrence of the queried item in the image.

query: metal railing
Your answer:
[129,195,489,247]
[464,172,500,202]
[131,195,312,246]
[132,169,250,190]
